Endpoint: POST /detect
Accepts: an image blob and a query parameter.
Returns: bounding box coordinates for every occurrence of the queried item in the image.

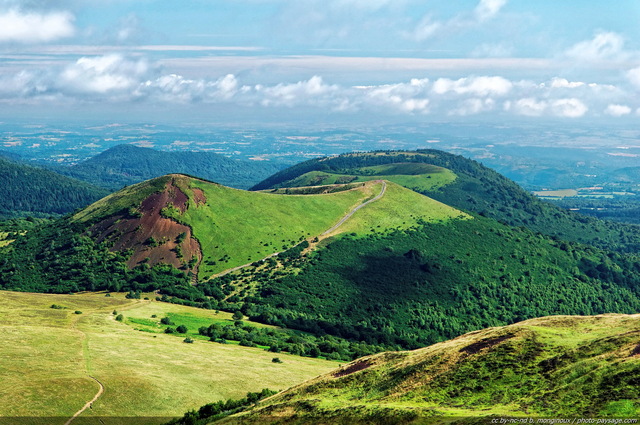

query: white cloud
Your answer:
[258,76,343,108]
[551,98,588,118]
[512,98,547,117]
[0,9,75,43]
[408,0,508,42]
[474,0,508,22]
[432,76,512,97]
[61,55,153,94]
[359,78,430,114]
[565,32,627,62]
[550,78,585,89]
[627,67,640,89]
[604,104,631,117]
[450,98,495,116]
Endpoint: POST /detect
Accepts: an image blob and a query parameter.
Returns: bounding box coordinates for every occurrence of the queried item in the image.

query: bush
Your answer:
[160,317,174,325]
[232,311,244,320]
[183,337,194,343]
[176,325,188,334]
[272,357,283,363]
[165,327,176,334]
[74,311,82,315]
[115,314,124,322]
[50,304,64,309]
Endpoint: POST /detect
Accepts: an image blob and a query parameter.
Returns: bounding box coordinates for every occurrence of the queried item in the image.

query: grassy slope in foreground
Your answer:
[0,291,336,423]
[217,314,640,424]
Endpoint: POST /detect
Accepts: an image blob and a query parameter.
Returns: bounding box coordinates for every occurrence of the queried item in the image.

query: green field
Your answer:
[0,291,337,423]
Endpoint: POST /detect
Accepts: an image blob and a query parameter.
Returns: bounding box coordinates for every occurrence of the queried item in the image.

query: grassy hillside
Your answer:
[175,178,466,278]
[0,291,336,422]
[214,314,640,424]
[251,150,640,253]
[56,144,282,190]
[0,157,109,218]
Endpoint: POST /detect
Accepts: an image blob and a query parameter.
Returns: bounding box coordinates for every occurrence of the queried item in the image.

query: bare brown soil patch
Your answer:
[88,178,202,277]
[192,188,207,206]
[333,359,373,377]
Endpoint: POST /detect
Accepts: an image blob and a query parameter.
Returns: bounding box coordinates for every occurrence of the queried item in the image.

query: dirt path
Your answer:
[63,375,105,425]
[210,180,387,279]
[320,180,386,236]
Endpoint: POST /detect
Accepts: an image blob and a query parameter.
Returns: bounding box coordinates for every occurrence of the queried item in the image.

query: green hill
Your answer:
[251,150,640,253]
[209,314,640,424]
[56,144,283,190]
[0,157,110,218]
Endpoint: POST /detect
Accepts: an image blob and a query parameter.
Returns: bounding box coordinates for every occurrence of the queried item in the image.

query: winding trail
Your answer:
[210,180,387,279]
[320,180,386,236]
[63,375,105,425]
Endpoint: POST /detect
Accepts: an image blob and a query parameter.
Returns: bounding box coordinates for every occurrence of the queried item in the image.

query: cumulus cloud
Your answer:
[257,76,343,108]
[0,53,632,120]
[551,98,588,118]
[604,104,631,117]
[60,54,153,94]
[511,98,547,117]
[627,67,640,89]
[450,98,495,116]
[550,78,585,89]
[565,32,628,62]
[0,9,75,43]
[432,76,512,97]
[358,78,430,113]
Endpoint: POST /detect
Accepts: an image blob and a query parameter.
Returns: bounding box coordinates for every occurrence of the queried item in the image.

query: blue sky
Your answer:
[0,0,639,124]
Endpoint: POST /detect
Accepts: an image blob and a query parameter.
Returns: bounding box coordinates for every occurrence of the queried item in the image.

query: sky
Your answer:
[0,0,639,125]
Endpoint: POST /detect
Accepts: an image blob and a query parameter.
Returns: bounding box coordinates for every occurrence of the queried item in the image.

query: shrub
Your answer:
[50,304,64,309]
[176,325,188,334]
[183,337,194,344]
[160,317,174,325]
[115,314,124,322]
[272,357,283,363]
[164,327,176,334]
[74,311,82,315]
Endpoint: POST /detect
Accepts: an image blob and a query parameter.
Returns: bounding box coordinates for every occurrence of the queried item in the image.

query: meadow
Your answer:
[0,291,337,424]
[178,178,374,277]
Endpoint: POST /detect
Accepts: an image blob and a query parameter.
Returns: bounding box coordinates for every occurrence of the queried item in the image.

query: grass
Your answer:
[218,314,640,424]
[0,291,337,423]
[328,181,470,236]
[177,178,375,278]
[282,163,457,194]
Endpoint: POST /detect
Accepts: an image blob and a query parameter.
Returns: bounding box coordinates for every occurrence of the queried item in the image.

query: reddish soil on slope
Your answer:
[88,178,202,278]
